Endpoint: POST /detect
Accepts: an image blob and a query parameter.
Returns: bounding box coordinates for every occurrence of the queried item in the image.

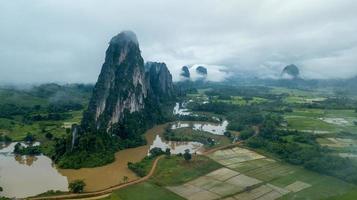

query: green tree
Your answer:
[13,143,23,154]
[68,180,86,193]
[165,148,171,156]
[45,132,53,140]
[224,131,232,138]
[149,147,164,157]
[183,149,192,161]
[24,133,35,143]
[239,128,255,140]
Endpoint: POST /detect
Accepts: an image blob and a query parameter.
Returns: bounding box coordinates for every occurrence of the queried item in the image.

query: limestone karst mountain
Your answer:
[145,61,174,100]
[180,66,190,79]
[81,31,174,133]
[55,31,175,168]
[196,66,208,76]
[281,64,300,79]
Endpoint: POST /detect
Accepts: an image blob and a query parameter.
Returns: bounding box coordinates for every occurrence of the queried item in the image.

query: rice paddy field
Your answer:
[284,109,357,133]
[154,146,357,200]
[282,107,357,161]
[271,86,357,162]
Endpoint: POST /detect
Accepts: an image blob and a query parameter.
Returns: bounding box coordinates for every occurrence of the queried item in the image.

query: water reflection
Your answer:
[58,124,204,192]
[171,120,229,135]
[173,102,191,116]
[0,124,206,198]
[149,135,204,154]
[171,122,190,129]
[0,142,68,198]
[14,154,38,166]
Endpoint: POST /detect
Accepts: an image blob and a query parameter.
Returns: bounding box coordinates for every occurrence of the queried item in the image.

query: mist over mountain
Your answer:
[81,31,174,133]
[51,31,175,168]
[281,64,300,79]
[1,1,357,83]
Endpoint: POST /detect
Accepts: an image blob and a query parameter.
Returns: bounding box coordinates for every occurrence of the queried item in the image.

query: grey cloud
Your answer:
[0,0,357,84]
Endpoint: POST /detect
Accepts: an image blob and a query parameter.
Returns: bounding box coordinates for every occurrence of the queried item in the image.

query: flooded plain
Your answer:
[0,124,205,198]
[0,143,68,198]
[171,120,229,135]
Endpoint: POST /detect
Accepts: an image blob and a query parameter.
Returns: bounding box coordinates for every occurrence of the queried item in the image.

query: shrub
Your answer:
[68,180,86,193]
[224,131,232,138]
[13,143,41,155]
[239,128,255,140]
[24,133,35,143]
[183,149,192,161]
[45,132,53,140]
[165,148,171,156]
[149,147,165,157]
[128,161,146,177]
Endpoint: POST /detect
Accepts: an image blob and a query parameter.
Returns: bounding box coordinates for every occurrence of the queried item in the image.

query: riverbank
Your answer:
[29,141,241,200]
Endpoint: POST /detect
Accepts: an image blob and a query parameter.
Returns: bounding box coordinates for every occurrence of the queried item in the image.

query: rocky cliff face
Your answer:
[82,31,174,133]
[145,62,174,99]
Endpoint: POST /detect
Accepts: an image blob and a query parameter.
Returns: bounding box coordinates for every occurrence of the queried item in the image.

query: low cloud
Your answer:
[0,0,357,83]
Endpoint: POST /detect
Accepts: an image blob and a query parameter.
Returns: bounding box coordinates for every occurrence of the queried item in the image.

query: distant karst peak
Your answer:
[281,64,300,79]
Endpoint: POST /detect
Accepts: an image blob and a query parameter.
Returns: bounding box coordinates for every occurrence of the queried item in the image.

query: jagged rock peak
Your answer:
[180,66,190,78]
[110,30,138,45]
[82,31,146,132]
[81,31,174,134]
[145,61,166,73]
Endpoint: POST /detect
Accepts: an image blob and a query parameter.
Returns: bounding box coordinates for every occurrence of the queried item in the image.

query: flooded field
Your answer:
[0,143,68,198]
[173,102,191,116]
[0,124,205,197]
[60,124,204,192]
[171,120,229,135]
[149,134,204,155]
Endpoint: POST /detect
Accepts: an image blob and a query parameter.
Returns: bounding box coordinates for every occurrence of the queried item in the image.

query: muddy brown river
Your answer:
[0,124,204,198]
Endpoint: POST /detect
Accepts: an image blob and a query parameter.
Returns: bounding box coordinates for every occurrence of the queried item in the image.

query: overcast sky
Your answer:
[1,0,357,83]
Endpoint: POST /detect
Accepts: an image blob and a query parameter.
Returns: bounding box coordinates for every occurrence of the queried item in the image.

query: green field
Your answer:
[270,86,331,98]
[284,108,357,134]
[168,127,232,149]
[103,182,184,200]
[212,96,269,106]
[151,156,222,186]
[101,155,222,200]
[326,190,357,200]
[223,152,357,200]
[0,110,83,141]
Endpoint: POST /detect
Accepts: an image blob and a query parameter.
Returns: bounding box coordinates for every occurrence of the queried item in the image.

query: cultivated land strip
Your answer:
[28,142,241,200]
